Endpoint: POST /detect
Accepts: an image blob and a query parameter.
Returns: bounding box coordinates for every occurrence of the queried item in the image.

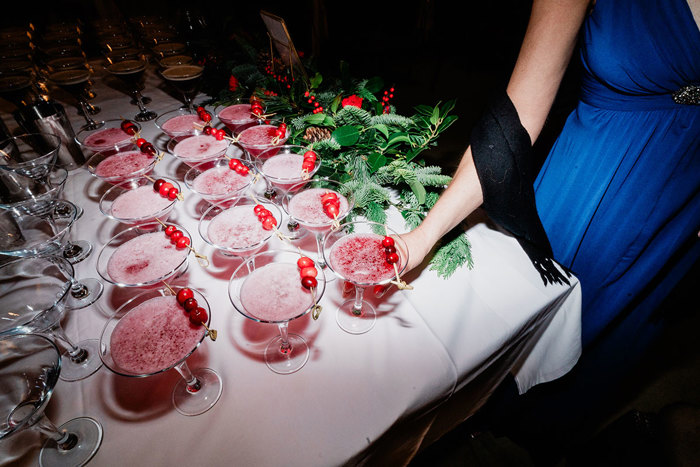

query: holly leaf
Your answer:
[332,125,360,146]
[310,72,323,89]
[407,179,426,204]
[430,106,440,125]
[371,124,389,139]
[367,152,387,174]
[306,113,328,125]
[383,132,411,149]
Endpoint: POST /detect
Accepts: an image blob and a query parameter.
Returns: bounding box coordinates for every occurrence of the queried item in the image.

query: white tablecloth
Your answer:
[0,64,581,466]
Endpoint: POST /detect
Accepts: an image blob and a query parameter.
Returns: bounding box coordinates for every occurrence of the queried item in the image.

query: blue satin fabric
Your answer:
[534,0,700,348]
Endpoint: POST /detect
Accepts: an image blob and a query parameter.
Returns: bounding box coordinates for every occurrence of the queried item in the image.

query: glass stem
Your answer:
[33,414,77,450]
[132,91,148,112]
[245,256,255,274]
[70,277,89,300]
[278,322,292,355]
[353,286,365,316]
[174,361,201,393]
[78,100,97,126]
[314,234,327,268]
[50,326,87,363]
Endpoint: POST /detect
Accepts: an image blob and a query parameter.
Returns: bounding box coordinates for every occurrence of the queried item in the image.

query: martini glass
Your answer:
[323,220,409,335]
[85,145,158,188]
[158,54,193,69]
[155,107,205,143]
[216,99,262,136]
[236,120,289,159]
[75,118,139,155]
[106,59,157,122]
[0,133,61,183]
[0,166,67,217]
[184,157,254,213]
[170,133,229,168]
[160,64,204,112]
[228,249,326,374]
[0,256,104,381]
[0,201,104,306]
[98,177,180,229]
[284,177,354,273]
[96,222,193,289]
[198,196,282,267]
[0,73,38,109]
[48,69,102,130]
[99,287,222,416]
[152,42,187,59]
[0,333,103,466]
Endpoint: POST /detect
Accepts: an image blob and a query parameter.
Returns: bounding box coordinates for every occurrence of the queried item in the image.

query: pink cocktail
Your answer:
[256,144,322,197]
[287,187,351,233]
[228,249,327,374]
[171,134,228,166]
[237,123,288,158]
[185,158,252,207]
[89,149,157,186]
[156,108,205,142]
[98,226,190,287]
[76,119,140,155]
[110,295,205,375]
[217,103,258,135]
[99,178,179,227]
[323,221,409,334]
[100,287,222,416]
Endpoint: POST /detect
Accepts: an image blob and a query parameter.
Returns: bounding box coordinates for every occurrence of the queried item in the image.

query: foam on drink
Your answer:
[240,263,313,321]
[111,185,173,220]
[192,166,249,198]
[207,205,269,251]
[107,231,188,284]
[288,188,350,231]
[173,134,228,163]
[329,233,396,284]
[95,150,153,180]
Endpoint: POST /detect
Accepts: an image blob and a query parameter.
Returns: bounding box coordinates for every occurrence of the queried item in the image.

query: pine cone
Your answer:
[303,127,332,142]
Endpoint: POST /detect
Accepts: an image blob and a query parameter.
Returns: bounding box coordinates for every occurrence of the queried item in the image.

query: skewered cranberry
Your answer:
[177,288,194,305]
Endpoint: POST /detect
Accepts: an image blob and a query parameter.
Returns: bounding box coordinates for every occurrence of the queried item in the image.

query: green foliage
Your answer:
[429,232,474,279]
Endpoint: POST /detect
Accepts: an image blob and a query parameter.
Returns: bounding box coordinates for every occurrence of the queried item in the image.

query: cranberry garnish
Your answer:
[386,252,399,264]
[382,236,395,248]
[153,178,166,193]
[177,288,194,305]
[190,307,208,325]
[164,225,176,236]
[300,266,317,278]
[297,256,314,269]
[183,297,198,312]
[301,276,318,289]
[176,237,191,249]
[158,182,173,197]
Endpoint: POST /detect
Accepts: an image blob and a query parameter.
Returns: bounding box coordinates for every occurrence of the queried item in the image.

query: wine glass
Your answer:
[100,287,222,416]
[0,201,104,307]
[184,157,254,209]
[236,120,289,159]
[106,59,157,122]
[0,256,104,381]
[283,177,354,273]
[160,64,204,112]
[198,196,282,267]
[151,42,187,59]
[85,145,159,188]
[0,333,103,466]
[0,132,61,183]
[96,222,194,288]
[98,176,180,229]
[154,107,205,143]
[323,220,409,334]
[48,68,103,130]
[228,249,326,374]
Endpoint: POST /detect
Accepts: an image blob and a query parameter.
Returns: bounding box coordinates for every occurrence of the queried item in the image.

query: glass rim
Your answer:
[75,118,140,150]
[85,146,156,183]
[183,157,254,198]
[99,177,180,223]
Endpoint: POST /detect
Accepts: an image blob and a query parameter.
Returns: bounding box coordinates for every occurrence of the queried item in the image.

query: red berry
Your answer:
[236,165,249,176]
[197,106,205,113]
[159,182,173,197]
[183,297,198,312]
[170,230,183,243]
[228,158,240,170]
[120,120,137,134]
[373,284,388,297]
[303,151,317,161]
[320,192,338,203]
[297,256,314,269]
[324,204,339,217]
[386,252,399,264]
[261,216,277,230]
[301,161,315,171]
[301,276,317,289]
[164,225,176,236]
[176,236,191,249]
[203,126,213,135]
[300,266,317,278]
[215,130,224,141]
[177,288,194,305]
[256,208,272,220]
[253,204,265,214]
[252,107,262,116]
[135,138,146,148]
[141,142,157,157]
[190,307,208,325]
[201,112,212,123]
[382,236,395,248]
[167,187,179,200]
[384,245,396,255]
[153,178,166,193]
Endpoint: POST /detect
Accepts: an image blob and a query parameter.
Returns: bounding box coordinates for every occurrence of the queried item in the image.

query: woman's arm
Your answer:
[402,0,590,272]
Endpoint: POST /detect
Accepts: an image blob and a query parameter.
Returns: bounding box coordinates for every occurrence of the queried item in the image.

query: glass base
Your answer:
[39,417,102,467]
[62,240,92,264]
[65,278,104,310]
[279,219,307,241]
[336,299,376,334]
[264,334,309,374]
[60,339,103,382]
[172,368,222,416]
[134,110,158,122]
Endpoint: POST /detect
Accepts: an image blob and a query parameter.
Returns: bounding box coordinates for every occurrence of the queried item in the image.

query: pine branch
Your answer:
[363,201,387,225]
[335,106,372,127]
[369,114,415,130]
[428,233,474,278]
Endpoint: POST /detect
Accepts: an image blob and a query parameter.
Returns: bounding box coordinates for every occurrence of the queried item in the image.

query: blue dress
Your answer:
[534,0,700,349]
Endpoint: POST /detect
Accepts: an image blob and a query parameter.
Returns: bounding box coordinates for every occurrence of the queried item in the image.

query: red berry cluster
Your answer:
[321,191,340,219]
[175,287,208,326]
[135,137,158,157]
[164,224,192,249]
[196,106,212,124]
[274,122,287,138]
[303,91,324,114]
[253,204,278,231]
[297,256,318,289]
[250,97,264,117]
[202,125,226,141]
[381,87,395,114]
[382,236,399,264]
[261,89,277,97]
[301,150,317,173]
[228,158,250,176]
[120,119,138,136]
[153,178,180,200]
[264,61,293,89]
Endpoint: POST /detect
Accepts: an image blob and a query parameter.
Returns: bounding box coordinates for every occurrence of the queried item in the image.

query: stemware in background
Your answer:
[0,72,40,110]
[100,287,222,416]
[0,132,60,182]
[152,42,187,60]
[46,56,88,74]
[228,249,327,374]
[48,68,103,130]
[107,59,157,122]
[0,333,103,466]
[323,220,409,335]
[160,64,204,112]
[0,165,68,217]
[158,54,193,68]
[198,196,282,267]
[0,256,104,381]
[284,177,354,272]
